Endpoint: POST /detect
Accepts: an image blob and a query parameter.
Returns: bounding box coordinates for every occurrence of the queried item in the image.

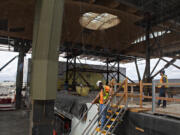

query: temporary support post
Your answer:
[152,80,156,113]
[72,57,77,89]
[15,51,25,109]
[114,83,117,104]
[140,80,143,108]
[31,0,64,135]
[117,61,120,83]
[65,57,69,85]
[106,59,109,85]
[131,86,134,102]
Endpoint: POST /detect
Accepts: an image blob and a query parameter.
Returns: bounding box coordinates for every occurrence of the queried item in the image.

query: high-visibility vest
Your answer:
[158,75,168,88]
[99,86,109,104]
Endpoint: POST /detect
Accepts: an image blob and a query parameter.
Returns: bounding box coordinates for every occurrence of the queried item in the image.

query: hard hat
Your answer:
[104,85,110,92]
[96,80,102,87]
[160,70,165,74]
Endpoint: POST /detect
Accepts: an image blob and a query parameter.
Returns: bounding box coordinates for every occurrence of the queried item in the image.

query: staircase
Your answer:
[81,93,128,135]
[94,105,127,135]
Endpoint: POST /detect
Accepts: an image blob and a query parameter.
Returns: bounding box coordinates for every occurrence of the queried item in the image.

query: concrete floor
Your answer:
[0,110,30,135]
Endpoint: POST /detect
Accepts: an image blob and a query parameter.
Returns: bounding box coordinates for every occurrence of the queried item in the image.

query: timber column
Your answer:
[31,0,64,135]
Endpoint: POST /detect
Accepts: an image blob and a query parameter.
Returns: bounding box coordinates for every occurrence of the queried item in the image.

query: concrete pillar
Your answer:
[31,0,64,135]
[15,50,25,109]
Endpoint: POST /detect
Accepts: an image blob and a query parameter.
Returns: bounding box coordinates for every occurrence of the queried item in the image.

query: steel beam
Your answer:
[134,58,141,82]
[161,58,180,70]
[151,58,176,79]
[119,71,135,83]
[0,55,17,72]
[150,58,161,76]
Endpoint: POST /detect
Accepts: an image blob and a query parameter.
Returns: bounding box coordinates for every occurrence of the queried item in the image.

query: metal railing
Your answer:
[115,79,180,116]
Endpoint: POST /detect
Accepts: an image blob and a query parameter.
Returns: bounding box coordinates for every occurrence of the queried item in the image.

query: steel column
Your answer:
[15,51,25,109]
[145,20,151,83]
[65,57,69,84]
[72,57,77,89]
[144,16,152,98]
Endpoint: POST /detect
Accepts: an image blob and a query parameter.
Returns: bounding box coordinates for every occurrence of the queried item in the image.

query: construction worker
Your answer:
[92,80,110,130]
[157,70,168,108]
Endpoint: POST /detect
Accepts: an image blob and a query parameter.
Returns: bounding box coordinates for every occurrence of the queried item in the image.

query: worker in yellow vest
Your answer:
[92,80,110,130]
[157,70,168,108]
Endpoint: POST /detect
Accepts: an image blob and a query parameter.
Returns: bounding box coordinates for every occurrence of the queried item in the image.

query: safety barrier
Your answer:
[114,78,180,116]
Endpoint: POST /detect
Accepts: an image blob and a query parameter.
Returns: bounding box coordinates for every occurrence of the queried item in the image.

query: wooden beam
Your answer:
[139,80,143,108]
[124,78,128,105]
[143,95,180,102]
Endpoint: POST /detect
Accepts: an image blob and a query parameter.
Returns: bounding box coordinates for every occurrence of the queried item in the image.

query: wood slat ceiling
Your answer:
[0,0,179,58]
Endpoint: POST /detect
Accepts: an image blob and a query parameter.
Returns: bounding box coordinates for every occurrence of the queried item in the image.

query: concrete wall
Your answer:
[115,111,180,135]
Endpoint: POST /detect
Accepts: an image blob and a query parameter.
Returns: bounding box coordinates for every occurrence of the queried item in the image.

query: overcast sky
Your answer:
[0,51,180,82]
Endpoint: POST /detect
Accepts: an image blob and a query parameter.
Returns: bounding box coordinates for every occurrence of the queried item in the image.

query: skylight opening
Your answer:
[80,12,120,30]
[132,30,171,44]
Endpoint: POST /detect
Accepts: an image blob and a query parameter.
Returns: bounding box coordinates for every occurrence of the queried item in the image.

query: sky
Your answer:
[0,51,180,82]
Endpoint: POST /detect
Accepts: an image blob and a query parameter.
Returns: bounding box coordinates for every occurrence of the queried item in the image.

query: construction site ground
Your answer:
[0,91,179,135]
[0,110,30,135]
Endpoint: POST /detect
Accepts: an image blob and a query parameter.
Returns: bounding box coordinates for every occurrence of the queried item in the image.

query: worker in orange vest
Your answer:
[157,70,168,108]
[92,80,110,130]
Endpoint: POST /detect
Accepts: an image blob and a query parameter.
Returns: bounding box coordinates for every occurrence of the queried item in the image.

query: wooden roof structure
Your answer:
[0,0,180,61]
